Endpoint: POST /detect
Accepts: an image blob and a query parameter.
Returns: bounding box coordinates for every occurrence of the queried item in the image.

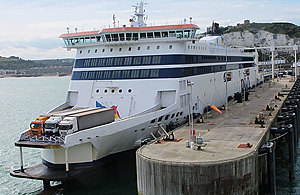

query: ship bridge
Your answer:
[59,24,200,49]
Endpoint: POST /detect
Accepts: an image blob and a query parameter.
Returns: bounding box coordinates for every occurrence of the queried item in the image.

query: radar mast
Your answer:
[130,1,147,27]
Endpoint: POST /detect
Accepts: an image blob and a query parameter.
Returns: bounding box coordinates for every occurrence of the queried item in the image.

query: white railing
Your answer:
[128,104,162,118]
[19,131,65,144]
[48,102,69,113]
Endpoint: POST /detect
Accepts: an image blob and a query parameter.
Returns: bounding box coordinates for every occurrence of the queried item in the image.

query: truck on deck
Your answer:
[30,116,49,136]
[42,107,100,136]
[59,108,114,136]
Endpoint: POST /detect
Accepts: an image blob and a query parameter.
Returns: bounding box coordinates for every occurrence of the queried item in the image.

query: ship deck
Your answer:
[15,141,63,149]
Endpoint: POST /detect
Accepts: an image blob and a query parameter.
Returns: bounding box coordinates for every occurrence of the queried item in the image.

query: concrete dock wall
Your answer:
[136,78,294,195]
[137,152,259,195]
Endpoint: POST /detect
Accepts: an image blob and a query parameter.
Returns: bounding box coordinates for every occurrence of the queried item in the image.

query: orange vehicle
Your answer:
[29,116,49,136]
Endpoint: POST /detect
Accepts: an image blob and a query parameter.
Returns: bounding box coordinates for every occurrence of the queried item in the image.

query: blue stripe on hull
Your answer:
[75,54,253,68]
[71,63,254,80]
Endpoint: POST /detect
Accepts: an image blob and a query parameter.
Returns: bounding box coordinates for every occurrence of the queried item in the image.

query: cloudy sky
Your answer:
[0,0,299,60]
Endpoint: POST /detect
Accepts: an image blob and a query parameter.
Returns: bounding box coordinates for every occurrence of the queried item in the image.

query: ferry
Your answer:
[14,1,263,170]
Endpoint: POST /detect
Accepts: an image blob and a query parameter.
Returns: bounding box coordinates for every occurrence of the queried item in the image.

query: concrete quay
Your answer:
[136,78,294,195]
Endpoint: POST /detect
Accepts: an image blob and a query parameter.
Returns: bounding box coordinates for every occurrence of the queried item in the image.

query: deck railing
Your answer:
[19,130,65,144]
[128,104,162,118]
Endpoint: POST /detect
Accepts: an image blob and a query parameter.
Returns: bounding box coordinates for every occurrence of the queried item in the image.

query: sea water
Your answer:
[1,76,299,194]
[0,76,70,194]
[0,76,137,195]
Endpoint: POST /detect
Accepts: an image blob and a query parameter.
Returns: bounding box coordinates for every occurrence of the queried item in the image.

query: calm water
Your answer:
[0,76,137,194]
[0,76,299,194]
[0,76,70,194]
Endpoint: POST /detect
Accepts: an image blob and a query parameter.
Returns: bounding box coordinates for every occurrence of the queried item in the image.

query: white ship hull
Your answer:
[26,2,264,168]
[42,66,262,167]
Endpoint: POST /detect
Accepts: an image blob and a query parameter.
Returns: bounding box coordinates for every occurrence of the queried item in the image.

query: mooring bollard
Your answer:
[288,125,295,179]
[259,142,276,194]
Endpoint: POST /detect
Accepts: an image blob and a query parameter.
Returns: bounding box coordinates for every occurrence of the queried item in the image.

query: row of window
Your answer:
[104,30,195,42]
[80,45,173,55]
[64,29,196,47]
[71,63,254,80]
[76,69,160,80]
[131,110,185,133]
[96,88,132,94]
[150,111,184,124]
[75,55,253,68]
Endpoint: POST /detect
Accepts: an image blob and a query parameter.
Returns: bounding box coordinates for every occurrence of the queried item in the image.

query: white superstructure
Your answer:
[24,2,263,168]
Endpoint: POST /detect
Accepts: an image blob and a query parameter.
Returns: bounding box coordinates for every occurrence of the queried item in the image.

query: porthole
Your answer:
[164,115,169,120]
[137,47,141,50]
[102,49,105,52]
[169,45,173,49]
[79,50,82,54]
[180,111,183,116]
[111,89,115,93]
[150,119,155,123]
[119,48,122,51]
[95,49,98,53]
[129,47,132,51]
[158,116,163,122]
[141,128,145,131]
[88,50,90,53]
[128,89,132,93]
[134,130,137,132]
[96,89,100,93]
[147,46,150,50]
[119,89,123,93]
[176,112,179,117]
[110,48,113,52]
[104,89,108,93]
[157,46,160,50]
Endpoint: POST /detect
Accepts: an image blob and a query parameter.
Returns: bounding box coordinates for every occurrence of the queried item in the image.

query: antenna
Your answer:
[75,27,78,33]
[189,17,192,24]
[66,27,70,33]
[113,14,116,28]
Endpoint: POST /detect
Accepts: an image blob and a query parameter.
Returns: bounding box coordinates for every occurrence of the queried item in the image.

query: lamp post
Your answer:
[188,81,194,147]
[225,45,228,114]
[270,46,275,82]
[294,45,298,79]
[243,72,246,106]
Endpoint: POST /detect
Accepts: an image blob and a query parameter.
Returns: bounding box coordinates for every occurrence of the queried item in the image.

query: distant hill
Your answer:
[0,56,74,70]
[224,22,300,38]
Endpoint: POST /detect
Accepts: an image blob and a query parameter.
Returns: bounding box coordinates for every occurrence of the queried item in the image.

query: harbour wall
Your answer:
[136,78,294,194]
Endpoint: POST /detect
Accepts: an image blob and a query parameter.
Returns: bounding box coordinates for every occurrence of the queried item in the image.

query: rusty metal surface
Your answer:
[10,163,85,181]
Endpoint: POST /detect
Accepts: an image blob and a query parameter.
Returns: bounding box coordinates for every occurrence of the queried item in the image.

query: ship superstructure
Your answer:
[15,1,263,170]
